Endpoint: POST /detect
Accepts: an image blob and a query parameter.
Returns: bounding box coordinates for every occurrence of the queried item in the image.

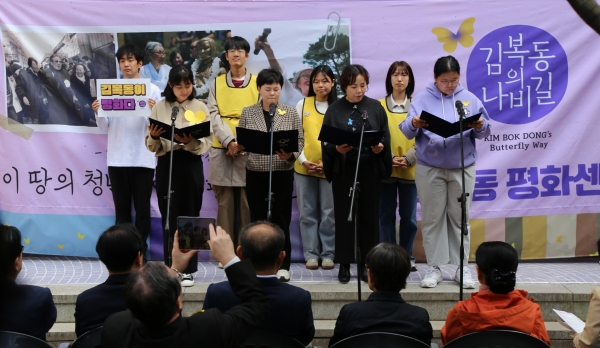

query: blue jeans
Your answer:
[379,181,418,261]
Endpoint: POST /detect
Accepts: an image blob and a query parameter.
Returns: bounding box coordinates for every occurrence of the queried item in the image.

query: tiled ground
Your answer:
[17,255,600,285]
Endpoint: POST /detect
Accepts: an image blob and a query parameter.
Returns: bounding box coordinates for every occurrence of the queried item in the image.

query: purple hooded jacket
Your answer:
[400,82,491,169]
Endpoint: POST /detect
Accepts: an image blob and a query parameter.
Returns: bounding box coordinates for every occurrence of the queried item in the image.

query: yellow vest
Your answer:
[212,74,259,148]
[294,97,325,178]
[379,97,416,180]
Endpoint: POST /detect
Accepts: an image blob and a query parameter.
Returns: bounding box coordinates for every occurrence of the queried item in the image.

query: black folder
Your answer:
[149,118,211,140]
[318,124,385,147]
[236,127,299,155]
[420,111,482,138]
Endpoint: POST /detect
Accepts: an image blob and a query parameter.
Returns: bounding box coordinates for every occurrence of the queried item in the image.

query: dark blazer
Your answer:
[0,277,57,341]
[100,259,268,348]
[203,276,315,345]
[329,291,432,346]
[74,273,129,337]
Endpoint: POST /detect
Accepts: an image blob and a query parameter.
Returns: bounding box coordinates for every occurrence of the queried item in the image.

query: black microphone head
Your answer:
[361,110,368,120]
[172,106,179,113]
[455,100,464,108]
[269,103,276,115]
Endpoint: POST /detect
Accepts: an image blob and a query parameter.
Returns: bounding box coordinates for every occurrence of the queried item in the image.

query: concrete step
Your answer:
[45,319,574,348]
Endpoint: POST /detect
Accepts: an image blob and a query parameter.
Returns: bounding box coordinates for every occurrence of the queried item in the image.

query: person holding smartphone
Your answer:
[147,65,212,287]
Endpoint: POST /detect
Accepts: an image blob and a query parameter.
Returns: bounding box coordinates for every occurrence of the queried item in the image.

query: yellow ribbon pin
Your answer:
[277,109,286,116]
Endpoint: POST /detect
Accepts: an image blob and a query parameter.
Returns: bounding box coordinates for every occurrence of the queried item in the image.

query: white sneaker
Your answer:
[305,258,318,270]
[420,266,442,288]
[217,262,224,269]
[181,273,194,287]
[276,269,290,282]
[455,266,476,289]
[321,258,334,270]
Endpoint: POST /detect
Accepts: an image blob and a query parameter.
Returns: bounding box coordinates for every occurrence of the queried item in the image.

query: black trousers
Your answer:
[332,163,381,265]
[107,166,154,256]
[156,150,203,274]
[245,169,293,270]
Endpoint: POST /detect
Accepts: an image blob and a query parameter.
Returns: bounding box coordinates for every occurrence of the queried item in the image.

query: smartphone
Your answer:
[177,216,215,250]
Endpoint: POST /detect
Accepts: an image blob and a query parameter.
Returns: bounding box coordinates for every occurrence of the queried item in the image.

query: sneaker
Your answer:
[277,269,291,282]
[321,258,334,270]
[306,258,318,270]
[455,266,476,289]
[410,260,417,272]
[420,266,442,288]
[181,273,194,287]
[217,262,224,269]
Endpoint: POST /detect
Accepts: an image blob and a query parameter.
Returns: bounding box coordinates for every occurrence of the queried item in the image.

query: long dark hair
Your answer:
[476,241,518,294]
[385,61,415,98]
[163,65,196,102]
[307,65,338,105]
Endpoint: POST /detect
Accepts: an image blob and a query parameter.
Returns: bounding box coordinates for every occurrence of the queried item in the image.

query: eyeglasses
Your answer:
[439,78,459,86]
[227,49,245,54]
[153,50,166,56]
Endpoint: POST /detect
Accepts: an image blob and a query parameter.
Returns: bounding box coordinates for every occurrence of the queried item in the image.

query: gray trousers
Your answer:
[415,164,476,266]
[295,173,335,261]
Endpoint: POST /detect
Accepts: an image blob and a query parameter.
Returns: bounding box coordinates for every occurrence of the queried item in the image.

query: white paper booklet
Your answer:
[553,308,585,333]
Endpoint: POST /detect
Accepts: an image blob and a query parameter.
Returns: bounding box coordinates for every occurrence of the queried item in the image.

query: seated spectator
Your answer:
[203,221,315,345]
[101,225,268,348]
[0,225,57,341]
[329,243,432,346]
[574,239,600,348]
[441,241,551,345]
[74,224,143,336]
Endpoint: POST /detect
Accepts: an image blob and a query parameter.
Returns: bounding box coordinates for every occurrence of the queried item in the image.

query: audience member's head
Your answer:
[124,262,182,329]
[0,225,23,279]
[475,241,518,294]
[238,221,285,274]
[365,243,411,292]
[96,224,143,274]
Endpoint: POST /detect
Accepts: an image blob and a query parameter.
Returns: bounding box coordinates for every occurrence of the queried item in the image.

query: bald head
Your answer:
[239,221,285,272]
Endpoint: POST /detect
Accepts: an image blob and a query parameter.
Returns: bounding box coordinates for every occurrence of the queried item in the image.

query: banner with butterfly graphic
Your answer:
[0,0,599,261]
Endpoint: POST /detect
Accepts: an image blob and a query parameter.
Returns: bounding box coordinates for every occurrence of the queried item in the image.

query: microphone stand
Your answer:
[164,107,178,267]
[347,110,367,302]
[266,105,275,222]
[456,102,469,301]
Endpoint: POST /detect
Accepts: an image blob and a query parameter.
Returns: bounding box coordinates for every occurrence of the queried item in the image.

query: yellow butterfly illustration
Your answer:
[58,244,65,249]
[432,17,476,53]
[277,109,286,116]
[184,110,206,125]
[24,238,30,244]
[77,232,85,240]
[556,235,562,243]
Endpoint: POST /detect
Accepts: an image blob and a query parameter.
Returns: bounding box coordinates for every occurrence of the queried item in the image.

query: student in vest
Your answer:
[379,61,418,272]
[91,45,161,259]
[294,66,337,270]
[207,37,259,267]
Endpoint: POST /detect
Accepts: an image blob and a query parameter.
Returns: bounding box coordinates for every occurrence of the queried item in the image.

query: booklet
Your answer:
[318,124,385,147]
[553,308,585,333]
[420,111,482,138]
[236,127,299,155]
[149,118,211,140]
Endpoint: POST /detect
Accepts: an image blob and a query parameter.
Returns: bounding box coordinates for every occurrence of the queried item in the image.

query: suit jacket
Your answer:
[203,276,315,345]
[329,291,432,347]
[74,273,129,337]
[0,277,57,341]
[238,102,304,172]
[101,259,268,348]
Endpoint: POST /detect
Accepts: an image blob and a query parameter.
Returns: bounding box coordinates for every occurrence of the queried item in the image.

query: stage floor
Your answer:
[17,255,600,285]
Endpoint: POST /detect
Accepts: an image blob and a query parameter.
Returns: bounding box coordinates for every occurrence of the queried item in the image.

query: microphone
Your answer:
[455,100,466,119]
[269,103,276,117]
[171,106,179,121]
[361,110,368,120]
[253,28,272,55]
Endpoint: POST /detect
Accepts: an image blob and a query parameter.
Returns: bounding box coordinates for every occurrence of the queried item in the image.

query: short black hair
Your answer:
[385,61,415,99]
[224,36,250,54]
[0,225,23,277]
[366,243,411,292]
[239,221,285,272]
[339,64,370,94]
[27,57,38,68]
[256,68,283,88]
[475,241,518,294]
[124,262,181,329]
[163,65,197,102]
[82,56,90,60]
[433,55,460,78]
[115,44,144,64]
[307,65,338,105]
[95,224,143,273]
[71,56,81,62]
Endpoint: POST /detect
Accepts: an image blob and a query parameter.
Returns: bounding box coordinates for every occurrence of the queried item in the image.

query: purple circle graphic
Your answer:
[139,100,147,107]
[467,25,567,125]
